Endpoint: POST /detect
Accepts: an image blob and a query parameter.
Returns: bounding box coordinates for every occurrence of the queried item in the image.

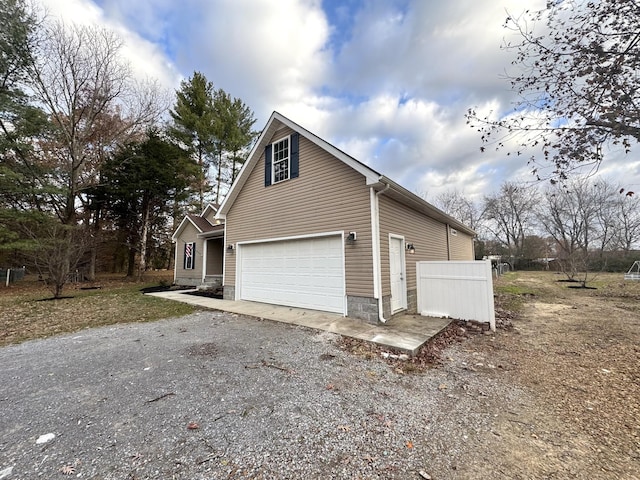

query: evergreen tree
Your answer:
[101,130,196,279]
[169,72,216,211]
[169,72,257,208]
[212,89,257,197]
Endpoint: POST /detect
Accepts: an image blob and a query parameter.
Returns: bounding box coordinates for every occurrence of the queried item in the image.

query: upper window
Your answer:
[272,137,290,183]
[264,132,299,187]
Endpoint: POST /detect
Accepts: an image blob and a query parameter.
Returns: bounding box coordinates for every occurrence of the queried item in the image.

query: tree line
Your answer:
[432,178,640,285]
[0,0,256,297]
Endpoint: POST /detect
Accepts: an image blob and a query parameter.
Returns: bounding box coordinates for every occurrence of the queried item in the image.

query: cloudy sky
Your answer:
[35,0,640,201]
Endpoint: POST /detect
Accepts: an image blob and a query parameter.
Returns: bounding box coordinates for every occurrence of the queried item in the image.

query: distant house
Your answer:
[210,111,475,323]
[172,204,224,288]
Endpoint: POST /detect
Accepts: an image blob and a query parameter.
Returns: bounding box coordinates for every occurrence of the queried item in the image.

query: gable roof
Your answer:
[172,206,223,242]
[201,203,219,219]
[216,111,475,236]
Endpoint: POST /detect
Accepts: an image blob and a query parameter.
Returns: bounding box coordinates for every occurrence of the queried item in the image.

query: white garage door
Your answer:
[239,235,345,313]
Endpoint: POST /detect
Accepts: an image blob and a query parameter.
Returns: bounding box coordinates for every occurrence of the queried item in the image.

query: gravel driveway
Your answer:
[0,310,517,479]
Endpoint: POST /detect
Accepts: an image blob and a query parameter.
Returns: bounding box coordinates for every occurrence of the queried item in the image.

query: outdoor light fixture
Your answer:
[227,244,234,252]
[406,243,415,254]
[347,231,357,242]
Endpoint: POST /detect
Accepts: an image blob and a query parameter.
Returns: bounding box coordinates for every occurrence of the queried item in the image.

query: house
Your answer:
[212,111,475,323]
[172,203,225,288]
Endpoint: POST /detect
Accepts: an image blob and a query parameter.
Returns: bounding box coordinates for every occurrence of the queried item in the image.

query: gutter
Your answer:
[373,182,391,323]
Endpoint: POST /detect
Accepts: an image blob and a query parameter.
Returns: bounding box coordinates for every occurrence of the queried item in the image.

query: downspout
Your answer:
[173,241,177,285]
[446,223,452,260]
[373,183,391,323]
[201,237,208,285]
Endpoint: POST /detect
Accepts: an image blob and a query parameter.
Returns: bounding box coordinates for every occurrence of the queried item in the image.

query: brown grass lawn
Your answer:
[478,270,640,479]
[0,271,196,347]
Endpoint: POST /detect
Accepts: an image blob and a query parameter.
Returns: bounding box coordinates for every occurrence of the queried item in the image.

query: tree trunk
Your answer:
[138,198,151,281]
[198,144,205,211]
[87,213,100,281]
[215,151,222,204]
[88,245,97,281]
[127,247,136,277]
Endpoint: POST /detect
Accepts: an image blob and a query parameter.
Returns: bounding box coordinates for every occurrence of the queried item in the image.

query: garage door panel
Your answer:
[239,235,345,313]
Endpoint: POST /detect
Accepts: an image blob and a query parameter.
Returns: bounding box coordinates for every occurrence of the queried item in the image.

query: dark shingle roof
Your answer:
[188,214,217,233]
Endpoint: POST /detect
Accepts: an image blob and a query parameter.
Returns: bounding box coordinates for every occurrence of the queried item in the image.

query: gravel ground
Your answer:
[0,310,518,479]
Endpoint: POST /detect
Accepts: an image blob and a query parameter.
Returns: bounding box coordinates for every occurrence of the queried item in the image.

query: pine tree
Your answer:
[169,72,216,211]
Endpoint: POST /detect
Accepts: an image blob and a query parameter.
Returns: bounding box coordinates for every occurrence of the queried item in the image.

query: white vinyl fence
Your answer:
[416,260,495,331]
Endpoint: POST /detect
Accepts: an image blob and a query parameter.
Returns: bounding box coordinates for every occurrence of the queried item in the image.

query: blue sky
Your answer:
[37,0,640,201]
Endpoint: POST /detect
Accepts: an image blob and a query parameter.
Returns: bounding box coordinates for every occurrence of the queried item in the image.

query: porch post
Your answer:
[201,238,207,284]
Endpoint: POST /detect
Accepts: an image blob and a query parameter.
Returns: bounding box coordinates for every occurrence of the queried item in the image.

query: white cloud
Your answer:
[32,0,640,204]
[170,0,332,121]
[37,0,181,89]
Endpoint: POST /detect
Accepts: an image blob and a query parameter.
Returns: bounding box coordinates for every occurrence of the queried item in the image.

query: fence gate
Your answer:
[416,260,495,331]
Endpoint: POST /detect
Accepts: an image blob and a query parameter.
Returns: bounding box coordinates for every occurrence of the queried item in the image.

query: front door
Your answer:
[389,235,407,313]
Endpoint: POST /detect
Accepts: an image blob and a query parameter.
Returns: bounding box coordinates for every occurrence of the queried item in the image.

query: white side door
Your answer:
[389,235,407,313]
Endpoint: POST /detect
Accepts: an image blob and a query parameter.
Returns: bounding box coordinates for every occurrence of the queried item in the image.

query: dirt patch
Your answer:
[458,272,640,479]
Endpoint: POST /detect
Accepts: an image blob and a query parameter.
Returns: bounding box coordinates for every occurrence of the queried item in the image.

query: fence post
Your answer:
[5,268,10,287]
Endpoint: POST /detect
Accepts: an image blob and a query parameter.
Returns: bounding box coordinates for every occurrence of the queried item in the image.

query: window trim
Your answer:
[271,135,290,184]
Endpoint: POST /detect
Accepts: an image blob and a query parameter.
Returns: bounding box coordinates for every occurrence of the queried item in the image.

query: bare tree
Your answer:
[20,21,167,284]
[483,182,540,264]
[538,178,612,284]
[611,188,640,253]
[18,213,88,298]
[27,21,165,225]
[467,0,640,182]
[432,189,485,232]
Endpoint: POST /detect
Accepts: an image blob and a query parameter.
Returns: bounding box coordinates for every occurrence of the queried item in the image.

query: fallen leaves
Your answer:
[338,321,469,374]
[59,459,80,476]
[59,465,75,475]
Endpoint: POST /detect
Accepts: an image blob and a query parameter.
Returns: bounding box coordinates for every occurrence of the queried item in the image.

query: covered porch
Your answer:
[200,230,224,289]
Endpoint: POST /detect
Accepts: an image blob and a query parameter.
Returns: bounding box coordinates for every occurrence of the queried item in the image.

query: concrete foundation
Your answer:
[223,285,235,301]
[174,276,201,287]
[407,289,417,314]
[346,295,379,324]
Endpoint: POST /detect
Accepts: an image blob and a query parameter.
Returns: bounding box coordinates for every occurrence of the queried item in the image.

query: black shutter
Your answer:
[264,144,272,187]
[290,133,299,179]
[191,243,195,270]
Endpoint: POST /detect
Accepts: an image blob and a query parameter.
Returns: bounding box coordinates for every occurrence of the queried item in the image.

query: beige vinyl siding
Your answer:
[449,229,475,260]
[226,127,374,297]
[174,222,204,281]
[378,195,449,295]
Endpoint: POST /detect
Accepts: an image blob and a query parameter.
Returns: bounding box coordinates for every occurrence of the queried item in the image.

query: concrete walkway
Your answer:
[146,290,451,355]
